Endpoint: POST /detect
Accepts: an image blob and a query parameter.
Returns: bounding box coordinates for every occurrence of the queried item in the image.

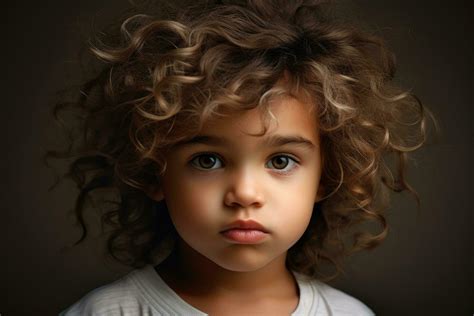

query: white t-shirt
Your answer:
[60,264,374,315]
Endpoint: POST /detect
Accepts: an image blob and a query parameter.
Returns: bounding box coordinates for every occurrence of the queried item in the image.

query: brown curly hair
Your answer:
[46,0,438,282]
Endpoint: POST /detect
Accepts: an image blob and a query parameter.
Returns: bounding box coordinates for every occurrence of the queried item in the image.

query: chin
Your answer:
[210,250,279,273]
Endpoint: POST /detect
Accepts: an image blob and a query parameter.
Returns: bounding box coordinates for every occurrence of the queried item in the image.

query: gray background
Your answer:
[2,1,472,315]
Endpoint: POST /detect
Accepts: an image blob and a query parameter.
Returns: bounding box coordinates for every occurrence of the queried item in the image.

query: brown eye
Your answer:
[271,156,289,169]
[266,155,299,174]
[190,154,222,170]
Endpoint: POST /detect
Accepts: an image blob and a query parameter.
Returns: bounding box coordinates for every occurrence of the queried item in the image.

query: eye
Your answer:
[266,155,299,174]
[190,153,223,170]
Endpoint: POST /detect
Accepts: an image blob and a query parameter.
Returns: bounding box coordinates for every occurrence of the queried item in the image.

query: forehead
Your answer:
[197,95,319,144]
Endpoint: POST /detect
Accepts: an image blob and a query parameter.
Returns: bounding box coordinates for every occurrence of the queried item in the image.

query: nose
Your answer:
[224,167,266,210]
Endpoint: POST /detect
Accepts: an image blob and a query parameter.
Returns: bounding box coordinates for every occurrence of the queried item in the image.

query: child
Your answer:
[50,0,436,314]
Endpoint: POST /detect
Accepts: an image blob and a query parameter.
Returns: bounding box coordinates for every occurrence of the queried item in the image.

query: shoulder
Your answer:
[59,272,151,316]
[315,280,374,315]
[59,265,207,316]
[296,274,375,316]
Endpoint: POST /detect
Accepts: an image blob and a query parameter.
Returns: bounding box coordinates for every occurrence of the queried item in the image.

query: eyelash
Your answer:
[188,152,300,175]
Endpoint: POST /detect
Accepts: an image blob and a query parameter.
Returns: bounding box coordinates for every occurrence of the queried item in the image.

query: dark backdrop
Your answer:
[2,1,472,315]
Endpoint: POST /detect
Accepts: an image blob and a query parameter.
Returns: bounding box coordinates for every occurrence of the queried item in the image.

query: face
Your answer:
[150,95,324,272]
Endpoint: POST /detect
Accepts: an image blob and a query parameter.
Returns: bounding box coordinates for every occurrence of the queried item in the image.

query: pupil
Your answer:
[200,155,215,168]
[273,156,288,169]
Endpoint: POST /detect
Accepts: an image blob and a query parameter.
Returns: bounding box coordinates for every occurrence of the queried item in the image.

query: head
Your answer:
[147,91,324,272]
[49,0,434,281]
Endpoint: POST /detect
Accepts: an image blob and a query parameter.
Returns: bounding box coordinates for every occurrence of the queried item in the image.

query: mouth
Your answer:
[220,219,269,233]
[219,220,269,244]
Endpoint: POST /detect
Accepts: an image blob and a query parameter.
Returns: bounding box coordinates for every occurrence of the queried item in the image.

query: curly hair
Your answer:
[46,0,438,282]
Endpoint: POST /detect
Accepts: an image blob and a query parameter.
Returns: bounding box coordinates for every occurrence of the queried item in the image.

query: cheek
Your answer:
[273,173,319,240]
[278,197,314,236]
[162,171,221,233]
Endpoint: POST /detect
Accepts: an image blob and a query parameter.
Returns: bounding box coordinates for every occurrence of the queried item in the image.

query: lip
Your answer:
[220,219,269,234]
[220,220,269,244]
[221,229,268,244]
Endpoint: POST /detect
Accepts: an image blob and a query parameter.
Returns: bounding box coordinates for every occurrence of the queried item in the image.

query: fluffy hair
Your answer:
[46,0,438,281]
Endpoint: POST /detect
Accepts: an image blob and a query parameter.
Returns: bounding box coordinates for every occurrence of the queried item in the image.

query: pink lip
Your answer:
[220,220,269,233]
[221,229,268,243]
[220,220,269,244]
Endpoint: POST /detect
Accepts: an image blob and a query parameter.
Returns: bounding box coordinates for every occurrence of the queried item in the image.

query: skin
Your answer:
[148,94,324,315]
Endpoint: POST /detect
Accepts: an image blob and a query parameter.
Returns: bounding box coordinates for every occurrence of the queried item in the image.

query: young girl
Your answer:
[50,0,436,314]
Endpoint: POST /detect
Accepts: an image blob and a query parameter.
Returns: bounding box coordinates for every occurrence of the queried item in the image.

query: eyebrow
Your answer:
[174,134,316,149]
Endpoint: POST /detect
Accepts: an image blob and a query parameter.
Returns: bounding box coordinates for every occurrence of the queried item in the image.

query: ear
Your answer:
[315,153,325,203]
[145,184,165,202]
[315,184,325,203]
